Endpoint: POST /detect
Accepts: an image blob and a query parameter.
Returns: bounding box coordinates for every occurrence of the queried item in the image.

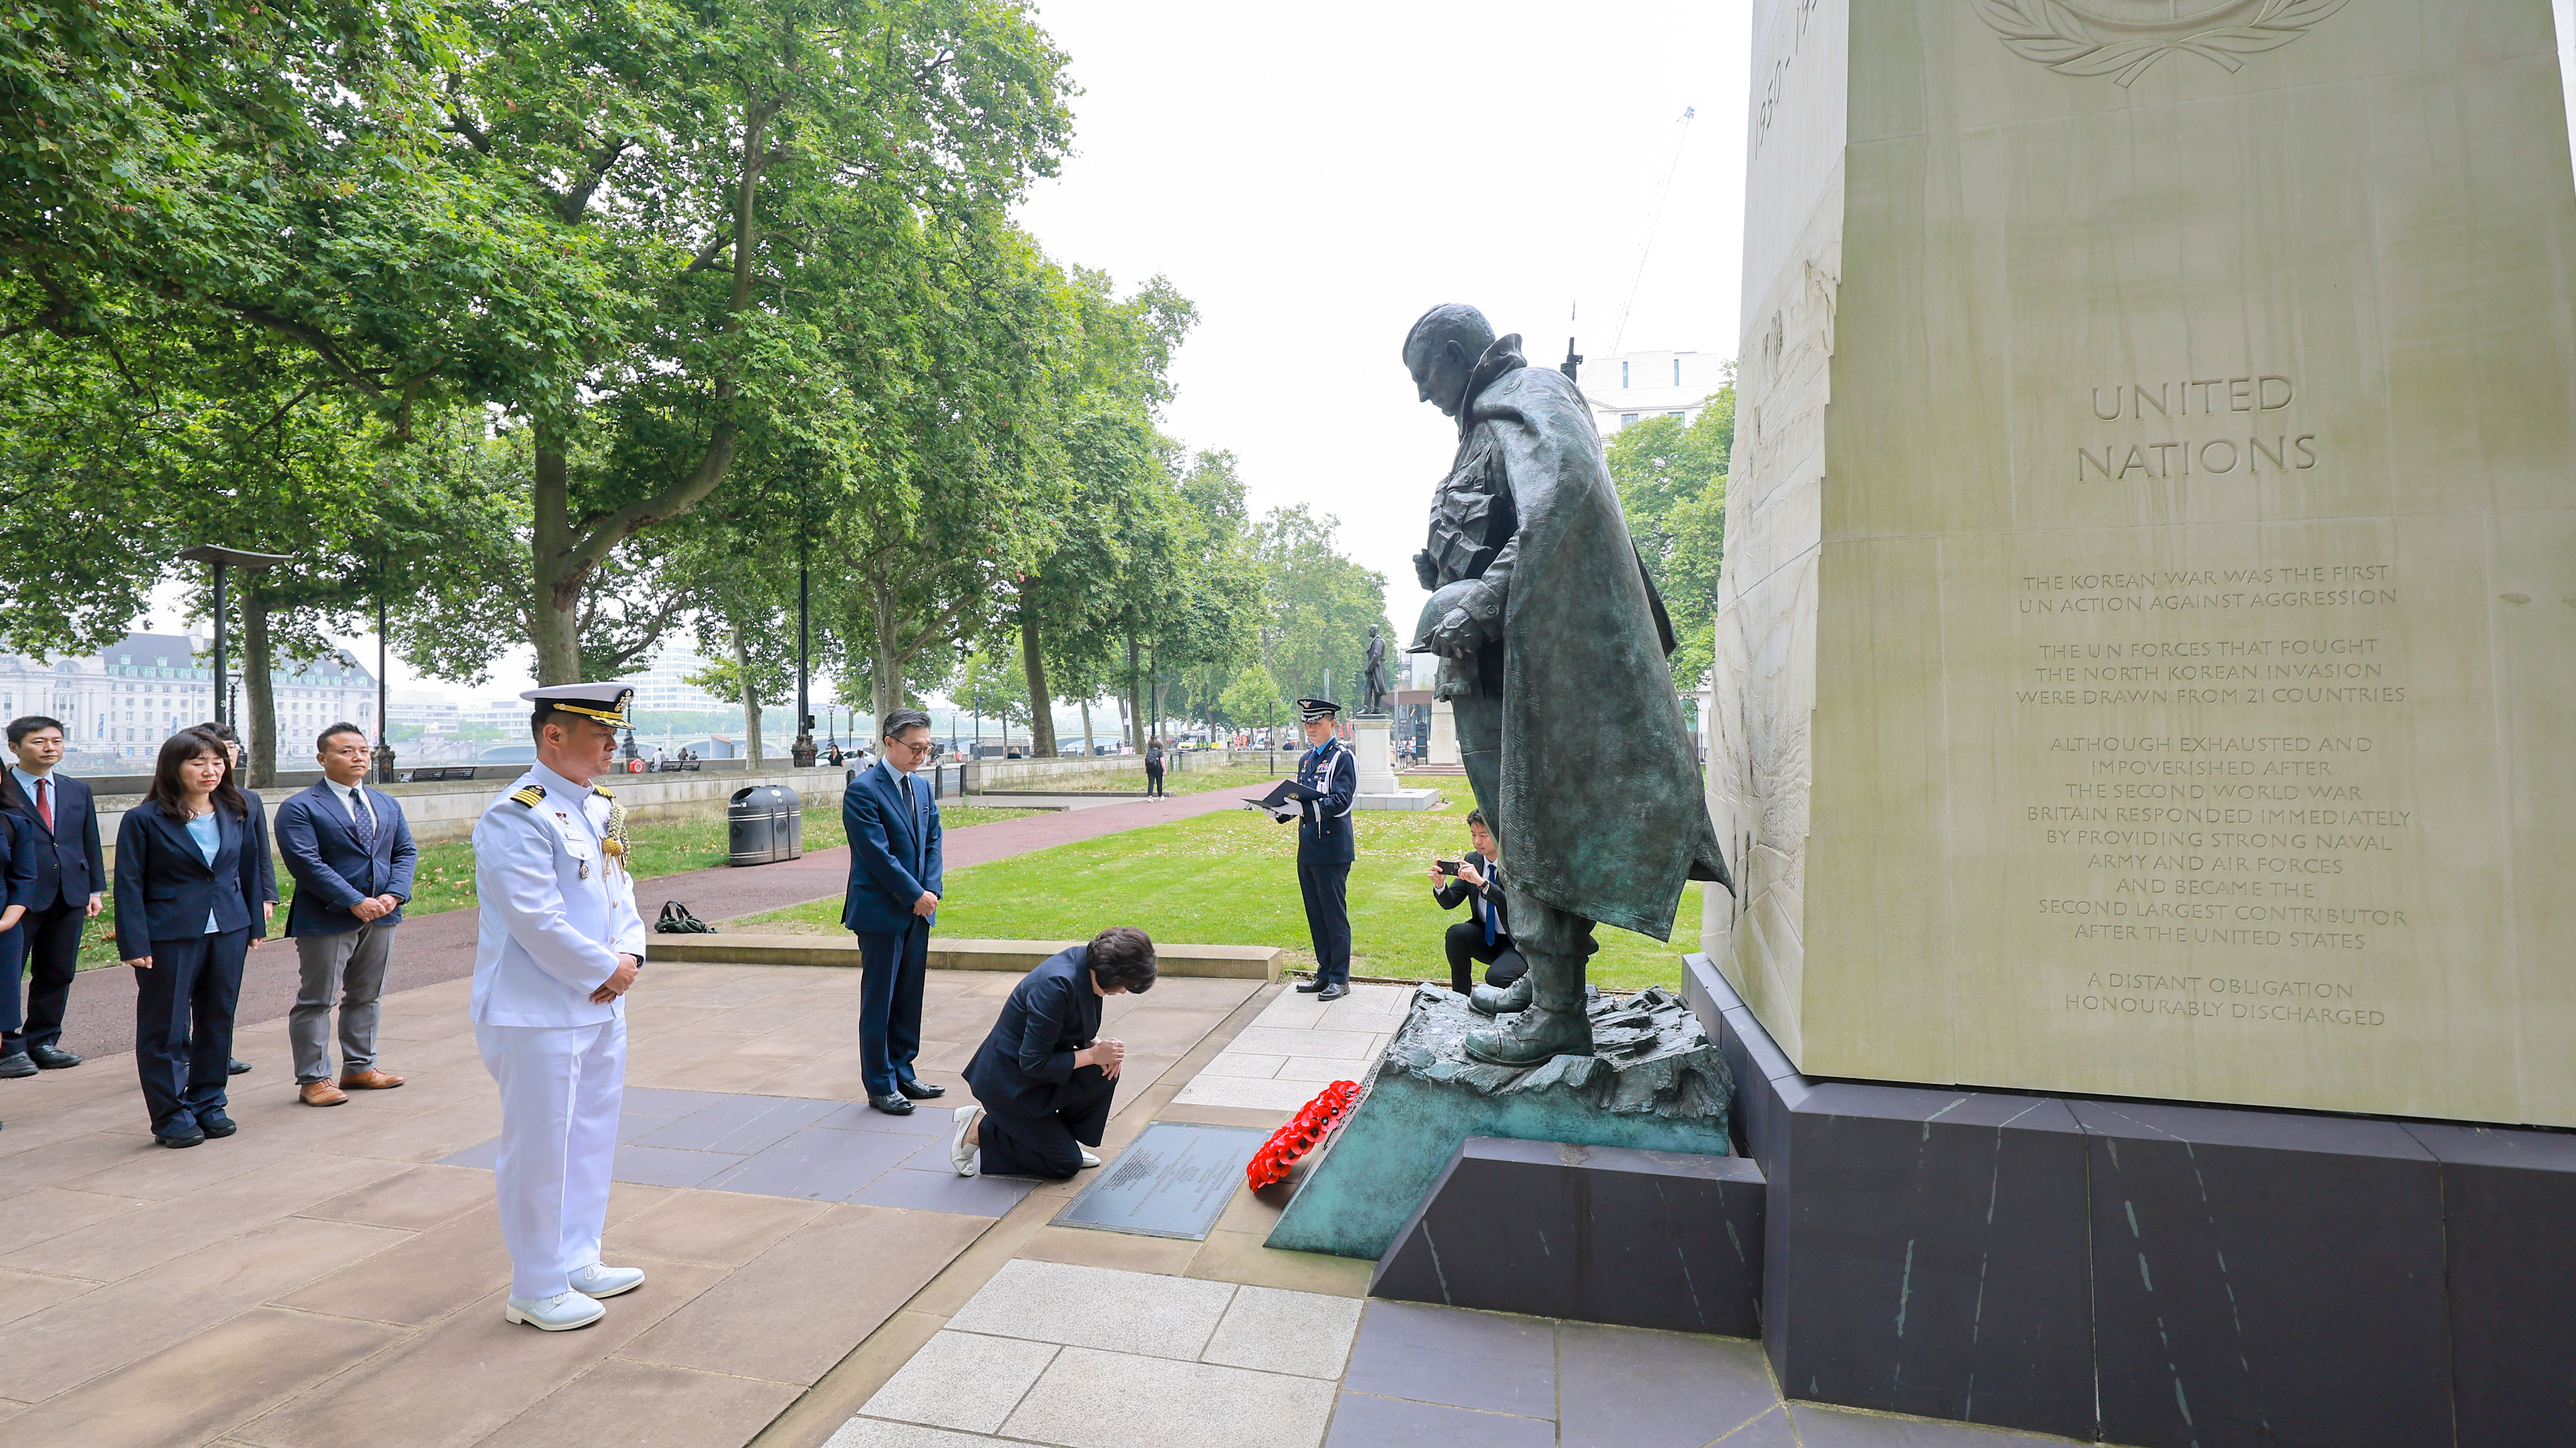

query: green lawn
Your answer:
[738,776,1705,992]
[72,798,1036,969]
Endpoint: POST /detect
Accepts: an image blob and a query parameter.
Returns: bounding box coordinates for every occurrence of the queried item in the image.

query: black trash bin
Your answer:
[727,784,803,866]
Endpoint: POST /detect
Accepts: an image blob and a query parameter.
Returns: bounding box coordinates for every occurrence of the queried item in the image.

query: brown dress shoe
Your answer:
[300,1080,349,1107]
[339,1068,405,1091]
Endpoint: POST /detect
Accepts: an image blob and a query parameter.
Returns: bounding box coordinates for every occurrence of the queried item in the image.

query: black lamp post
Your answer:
[791,556,817,767]
[177,545,290,732]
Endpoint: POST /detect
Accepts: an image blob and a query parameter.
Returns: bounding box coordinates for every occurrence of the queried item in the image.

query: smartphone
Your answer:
[1436,859,1461,875]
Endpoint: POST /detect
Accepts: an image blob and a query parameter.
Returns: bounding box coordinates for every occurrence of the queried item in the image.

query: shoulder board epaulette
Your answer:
[509,785,545,807]
[593,785,615,798]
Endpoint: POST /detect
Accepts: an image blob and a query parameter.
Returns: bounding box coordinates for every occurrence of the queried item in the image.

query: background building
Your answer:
[1580,348,1727,434]
[0,632,375,767]
[616,650,738,716]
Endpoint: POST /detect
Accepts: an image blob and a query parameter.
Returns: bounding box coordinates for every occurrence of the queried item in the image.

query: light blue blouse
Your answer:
[186,812,220,934]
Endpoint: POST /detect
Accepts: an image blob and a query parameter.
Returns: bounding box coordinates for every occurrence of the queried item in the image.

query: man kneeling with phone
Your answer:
[1432,808,1526,1008]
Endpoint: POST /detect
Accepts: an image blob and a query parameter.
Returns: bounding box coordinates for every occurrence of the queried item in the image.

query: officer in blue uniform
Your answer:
[1282,697,1358,1001]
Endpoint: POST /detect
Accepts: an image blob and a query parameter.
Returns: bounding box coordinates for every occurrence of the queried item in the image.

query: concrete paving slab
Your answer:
[858,1328,1060,1433]
[945,1259,1236,1362]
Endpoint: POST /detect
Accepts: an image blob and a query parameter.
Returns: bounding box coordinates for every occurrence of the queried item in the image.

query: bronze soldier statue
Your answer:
[1405,303,1732,1066]
[1360,624,1391,715]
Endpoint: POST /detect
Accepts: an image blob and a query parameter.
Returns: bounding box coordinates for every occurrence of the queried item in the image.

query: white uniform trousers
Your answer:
[475,1017,625,1299]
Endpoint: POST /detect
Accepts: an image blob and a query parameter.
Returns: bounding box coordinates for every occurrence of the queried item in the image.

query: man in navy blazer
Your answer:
[0,716,105,1074]
[841,708,945,1114]
[275,724,418,1106]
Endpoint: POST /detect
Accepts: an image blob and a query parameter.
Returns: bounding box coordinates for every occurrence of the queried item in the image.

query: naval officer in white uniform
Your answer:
[473,683,650,1331]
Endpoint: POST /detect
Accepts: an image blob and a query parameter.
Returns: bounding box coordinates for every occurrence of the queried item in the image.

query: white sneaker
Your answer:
[504,1290,604,1330]
[1079,1147,1102,1168]
[949,1105,982,1177]
[568,1262,646,1298]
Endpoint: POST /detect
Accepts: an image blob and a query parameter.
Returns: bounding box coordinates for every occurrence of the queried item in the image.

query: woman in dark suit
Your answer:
[116,728,270,1147]
[191,721,274,1077]
[950,927,1158,1180]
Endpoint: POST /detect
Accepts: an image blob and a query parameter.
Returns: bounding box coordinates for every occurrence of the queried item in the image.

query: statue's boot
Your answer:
[1468,975,1532,1017]
[1463,957,1591,1065]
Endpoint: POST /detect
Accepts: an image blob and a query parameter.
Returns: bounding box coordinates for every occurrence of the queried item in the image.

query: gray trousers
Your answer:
[291,920,396,1082]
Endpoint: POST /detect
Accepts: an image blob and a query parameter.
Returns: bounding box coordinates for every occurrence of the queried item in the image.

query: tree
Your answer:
[1256,505,1391,706]
[1604,377,1733,690]
[1218,663,1285,735]
[1009,269,1196,758]
[436,0,1075,681]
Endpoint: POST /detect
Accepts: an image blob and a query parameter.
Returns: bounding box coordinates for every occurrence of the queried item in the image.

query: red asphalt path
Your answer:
[50,784,1263,1062]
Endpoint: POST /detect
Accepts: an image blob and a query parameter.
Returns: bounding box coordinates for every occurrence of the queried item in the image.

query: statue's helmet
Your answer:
[1411,580,1483,652]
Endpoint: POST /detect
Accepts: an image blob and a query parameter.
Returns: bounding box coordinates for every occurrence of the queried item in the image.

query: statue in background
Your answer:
[1360,624,1391,715]
[1404,303,1732,1066]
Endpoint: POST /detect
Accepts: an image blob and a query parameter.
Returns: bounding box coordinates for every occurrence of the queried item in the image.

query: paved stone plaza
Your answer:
[0,958,2127,1447]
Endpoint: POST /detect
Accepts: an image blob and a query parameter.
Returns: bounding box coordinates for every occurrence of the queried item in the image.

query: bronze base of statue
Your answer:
[1468,975,1531,1017]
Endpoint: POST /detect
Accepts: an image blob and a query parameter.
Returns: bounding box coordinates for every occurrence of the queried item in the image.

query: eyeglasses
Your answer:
[890,737,936,754]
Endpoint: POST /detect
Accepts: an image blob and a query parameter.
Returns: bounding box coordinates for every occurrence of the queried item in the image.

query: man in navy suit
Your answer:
[0,716,104,1074]
[841,708,945,1114]
[275,723,418,1107]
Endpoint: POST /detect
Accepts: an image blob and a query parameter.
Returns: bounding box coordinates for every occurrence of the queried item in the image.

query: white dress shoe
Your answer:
[504,1290,604,1330]
[1079,1147,1102,1168]
[949,1105,982,1177]
[568,1262,647,1298]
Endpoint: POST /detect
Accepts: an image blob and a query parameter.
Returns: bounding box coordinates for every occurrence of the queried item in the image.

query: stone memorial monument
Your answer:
[1695,4,2576,1445]
[1712,0,2576,1129]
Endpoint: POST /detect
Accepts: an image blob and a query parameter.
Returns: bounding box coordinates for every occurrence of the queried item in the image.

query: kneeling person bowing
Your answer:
[949,928,1158,1180]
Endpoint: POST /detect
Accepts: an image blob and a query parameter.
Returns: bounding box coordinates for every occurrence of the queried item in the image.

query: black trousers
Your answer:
[5,897,85,1054]
[1298,853,1351,986]
[1444,921,1527,995]
[1144,763,1165,797]
[133,928,249,1132]
[980,1066,1117,1180]
[856,921,929,1097]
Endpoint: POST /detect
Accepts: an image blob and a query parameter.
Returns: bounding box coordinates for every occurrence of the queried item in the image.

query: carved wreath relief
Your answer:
[1973,0,2347,87]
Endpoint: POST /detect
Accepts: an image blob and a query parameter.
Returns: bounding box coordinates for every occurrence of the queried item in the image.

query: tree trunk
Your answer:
[1020,606,1056,759]
[1124,633,1144,752]
[242,589,277,787]
[1079,699,1093,757]
[530,434,585,685]
[866,573,910,722]
[733,623,764,765]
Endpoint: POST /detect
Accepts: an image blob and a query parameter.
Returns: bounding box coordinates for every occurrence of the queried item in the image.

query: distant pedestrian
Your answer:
[115,729,272,1147]
[275,723,417,1106]
[1143,737,1166,798]
[0,716,103,1076]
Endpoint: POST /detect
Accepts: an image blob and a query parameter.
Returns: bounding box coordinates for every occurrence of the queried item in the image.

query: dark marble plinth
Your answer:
[1370,1134,1765,1336]
[1686,953,2576,1448]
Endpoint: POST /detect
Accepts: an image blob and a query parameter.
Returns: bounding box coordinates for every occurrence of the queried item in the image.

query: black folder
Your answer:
[1243,780,1325,811]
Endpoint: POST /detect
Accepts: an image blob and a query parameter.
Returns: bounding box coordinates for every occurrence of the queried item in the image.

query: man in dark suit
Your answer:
[1430,806,1526,1006]
[841,708,945,1114]
[276,723,418,1107]
[950,927,1156,1180]
[0,716,105,1074]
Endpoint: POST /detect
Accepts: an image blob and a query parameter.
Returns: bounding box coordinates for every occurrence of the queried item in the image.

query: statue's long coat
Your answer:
[1429,336,1731,939]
